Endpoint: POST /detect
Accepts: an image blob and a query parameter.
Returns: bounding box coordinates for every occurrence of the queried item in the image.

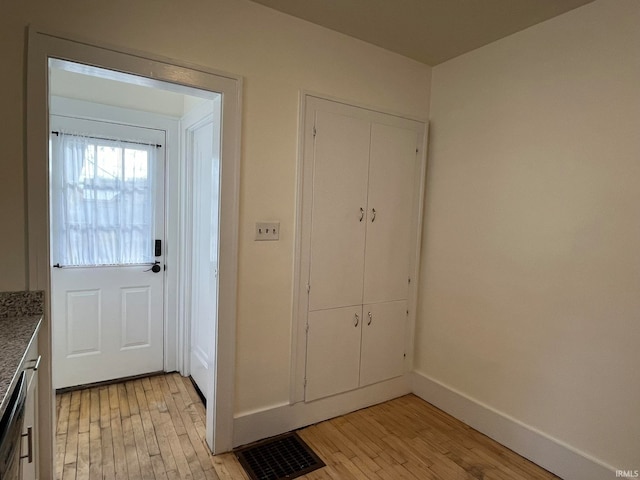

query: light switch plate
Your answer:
[255,222,280,241]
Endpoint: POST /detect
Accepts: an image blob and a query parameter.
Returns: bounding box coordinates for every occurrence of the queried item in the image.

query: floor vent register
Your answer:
[235,432,325,480]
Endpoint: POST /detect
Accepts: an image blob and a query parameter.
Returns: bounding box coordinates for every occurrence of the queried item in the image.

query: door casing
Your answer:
[26,27,242,478]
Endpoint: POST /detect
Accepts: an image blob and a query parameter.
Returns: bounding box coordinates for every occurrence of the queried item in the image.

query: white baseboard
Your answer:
[233,375,411,447]
[411,371,615,480]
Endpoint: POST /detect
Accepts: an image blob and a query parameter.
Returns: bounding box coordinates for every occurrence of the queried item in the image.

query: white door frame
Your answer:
[26,28,242,475]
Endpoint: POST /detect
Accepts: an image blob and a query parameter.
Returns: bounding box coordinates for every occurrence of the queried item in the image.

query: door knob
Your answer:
[145,261,161,273]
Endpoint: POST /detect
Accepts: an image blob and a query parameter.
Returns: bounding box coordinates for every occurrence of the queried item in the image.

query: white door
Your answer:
[187,100,221,397]
[308,107,370,311]
[51,116,165,389]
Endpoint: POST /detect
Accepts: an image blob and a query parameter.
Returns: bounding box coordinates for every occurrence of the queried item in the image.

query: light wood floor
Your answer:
[57,373,559,480]
[56,373,218,480]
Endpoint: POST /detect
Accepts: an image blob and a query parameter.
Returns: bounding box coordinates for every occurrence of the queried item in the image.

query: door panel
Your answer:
[121,286,152,349]
[363,123,418,304]
[308,109,370,311]
[65,289,101,356]
[360,300,407,387]
[52,266,164,388]
[306,306,362,401]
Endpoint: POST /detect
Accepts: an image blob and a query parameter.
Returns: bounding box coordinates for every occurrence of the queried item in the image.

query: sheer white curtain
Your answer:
[51,132,157,266]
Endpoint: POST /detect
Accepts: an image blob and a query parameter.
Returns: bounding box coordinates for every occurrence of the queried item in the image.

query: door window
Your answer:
[51,133,158,266]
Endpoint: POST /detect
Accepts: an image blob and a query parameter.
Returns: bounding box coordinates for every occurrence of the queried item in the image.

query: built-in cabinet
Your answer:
[296,96,426,403]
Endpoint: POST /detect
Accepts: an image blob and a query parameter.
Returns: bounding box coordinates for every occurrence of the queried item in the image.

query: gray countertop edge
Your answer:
[0,316,42,420]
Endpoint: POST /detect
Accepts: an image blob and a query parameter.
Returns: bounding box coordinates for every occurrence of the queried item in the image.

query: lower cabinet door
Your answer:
[360,300,407,387]
[22,370,38,480]
[305,306,362,402]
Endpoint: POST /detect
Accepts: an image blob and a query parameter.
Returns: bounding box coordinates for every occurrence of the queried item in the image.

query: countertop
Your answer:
[0,314,42,419]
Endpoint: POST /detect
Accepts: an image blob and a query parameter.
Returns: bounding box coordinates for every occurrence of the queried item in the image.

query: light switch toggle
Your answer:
[255,222,280,241]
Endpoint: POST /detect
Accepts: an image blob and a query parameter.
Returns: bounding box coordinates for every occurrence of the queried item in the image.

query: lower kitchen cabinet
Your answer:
[21,333,40,480]
[305,300,407,402]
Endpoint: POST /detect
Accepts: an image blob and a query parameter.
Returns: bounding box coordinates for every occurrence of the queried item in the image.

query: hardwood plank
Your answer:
[55,434,66,480]
[63,391,81,467]
[122,415,142,478]
[132,379,161,457]
[76,431,90,479]
[99,387,110,429]
[57,392,71,436]
[127,380,141,416]
[88,421,102,480]
[78,389,91,434]
[177,432,207,479]
[146,376,183,479]
[131,412,156,480]
[157,375,187,436]
[151,376,196,479]
[89,388,100,424]
[117,383,131,420]
[62,462,77,480]
[149,453,170,480]
[108,384,128,479]
[100,424,116,480]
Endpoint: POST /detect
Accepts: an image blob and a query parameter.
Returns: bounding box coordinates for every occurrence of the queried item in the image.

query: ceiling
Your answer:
[249,0,596,65]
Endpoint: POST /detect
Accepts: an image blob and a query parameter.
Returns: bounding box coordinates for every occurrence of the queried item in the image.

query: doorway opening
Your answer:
[48,59,220,401]
[27,30,241,476]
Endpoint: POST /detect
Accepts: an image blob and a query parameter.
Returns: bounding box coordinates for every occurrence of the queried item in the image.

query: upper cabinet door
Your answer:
[363,122,419,304]
[309,109,370,311]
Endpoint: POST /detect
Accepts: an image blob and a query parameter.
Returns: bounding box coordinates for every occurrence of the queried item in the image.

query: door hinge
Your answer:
[306,324,309,334]
[406,310,409,316]
[416,148,419,154]
[312,125,317,138]
[306,283,311,293]
[304,377,307,387]
[408,277,411,284]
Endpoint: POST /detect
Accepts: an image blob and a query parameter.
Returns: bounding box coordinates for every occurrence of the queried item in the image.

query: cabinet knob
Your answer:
[371,208,376,222]
[367,312,372,325]
[359,207,364,222]
[354,313,359,327]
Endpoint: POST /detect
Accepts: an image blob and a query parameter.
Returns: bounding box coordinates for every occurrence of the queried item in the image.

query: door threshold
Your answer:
[55,370,168,394]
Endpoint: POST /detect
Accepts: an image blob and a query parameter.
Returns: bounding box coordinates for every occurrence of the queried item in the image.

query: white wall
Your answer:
[0,0,431,416]
[417,0,639,471]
